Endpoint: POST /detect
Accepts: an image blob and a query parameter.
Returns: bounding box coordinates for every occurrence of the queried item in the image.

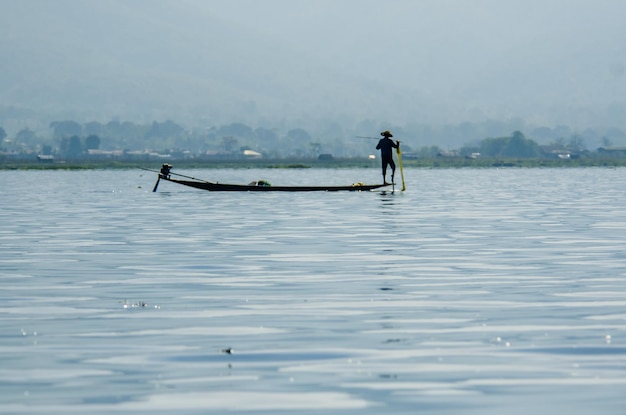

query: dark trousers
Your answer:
[382,156,396,180]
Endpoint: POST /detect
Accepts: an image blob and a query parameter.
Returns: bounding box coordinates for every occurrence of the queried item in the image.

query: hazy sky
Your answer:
[201,0,626,126]
[1,0,625,130]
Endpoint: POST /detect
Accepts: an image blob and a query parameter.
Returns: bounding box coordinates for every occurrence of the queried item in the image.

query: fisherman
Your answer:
[376,130,399,185]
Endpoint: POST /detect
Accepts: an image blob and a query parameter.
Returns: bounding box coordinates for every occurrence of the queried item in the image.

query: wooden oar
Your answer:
[397,142,406,191]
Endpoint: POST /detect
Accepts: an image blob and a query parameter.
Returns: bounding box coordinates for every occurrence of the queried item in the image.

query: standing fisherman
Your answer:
[376,130,399,185]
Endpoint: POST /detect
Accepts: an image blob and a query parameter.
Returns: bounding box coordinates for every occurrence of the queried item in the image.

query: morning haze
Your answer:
[1,0,625,148]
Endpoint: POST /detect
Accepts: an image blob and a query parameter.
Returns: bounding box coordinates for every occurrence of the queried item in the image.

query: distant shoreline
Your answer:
[2,157,626,170]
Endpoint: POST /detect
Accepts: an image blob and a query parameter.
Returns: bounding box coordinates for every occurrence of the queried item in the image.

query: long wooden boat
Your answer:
[146,165,391,192]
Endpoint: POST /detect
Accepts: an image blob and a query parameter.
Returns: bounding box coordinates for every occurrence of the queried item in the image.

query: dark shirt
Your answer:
[376,137,398,159]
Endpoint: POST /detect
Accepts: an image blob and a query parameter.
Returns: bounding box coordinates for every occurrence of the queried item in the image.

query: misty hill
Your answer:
[1,0,626,135]
[0,0,427,128]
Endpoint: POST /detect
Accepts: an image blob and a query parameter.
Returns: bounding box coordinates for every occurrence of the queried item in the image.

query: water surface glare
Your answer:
[1,168,625,414]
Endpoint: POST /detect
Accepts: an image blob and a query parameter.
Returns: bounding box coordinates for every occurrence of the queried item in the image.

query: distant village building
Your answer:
[437,150,460,158]
[243,149,262,158]
[540,145,572,159]
[597,146,626,157]
[37,154,54,163]
[87,149,124,158]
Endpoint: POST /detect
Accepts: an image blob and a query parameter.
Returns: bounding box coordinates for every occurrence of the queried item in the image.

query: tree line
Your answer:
[1,118,626,161]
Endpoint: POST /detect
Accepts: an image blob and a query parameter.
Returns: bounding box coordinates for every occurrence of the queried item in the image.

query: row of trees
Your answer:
[2,118,626,160]
[2,120,348,159]
[466,131,605,158]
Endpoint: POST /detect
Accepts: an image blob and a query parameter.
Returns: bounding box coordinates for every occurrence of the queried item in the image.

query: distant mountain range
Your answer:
[1,0,625,134]
[0,0,430,129]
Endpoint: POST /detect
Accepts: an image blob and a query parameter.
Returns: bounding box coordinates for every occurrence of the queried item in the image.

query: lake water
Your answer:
[1,167,625,414]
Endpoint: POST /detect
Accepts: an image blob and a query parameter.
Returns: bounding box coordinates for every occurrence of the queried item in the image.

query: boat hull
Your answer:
[165,177,389,192]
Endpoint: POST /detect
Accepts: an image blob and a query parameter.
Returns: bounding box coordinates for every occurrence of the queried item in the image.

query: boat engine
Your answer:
[160,163,172,179]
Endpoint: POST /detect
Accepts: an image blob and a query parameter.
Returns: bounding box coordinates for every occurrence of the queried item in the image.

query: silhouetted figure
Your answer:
[376,130,399,184]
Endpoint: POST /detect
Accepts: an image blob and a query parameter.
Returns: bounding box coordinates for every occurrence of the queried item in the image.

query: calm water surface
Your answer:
[1,167,625,414]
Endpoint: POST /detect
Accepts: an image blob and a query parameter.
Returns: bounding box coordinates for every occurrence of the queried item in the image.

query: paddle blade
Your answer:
[396,146,406,191]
